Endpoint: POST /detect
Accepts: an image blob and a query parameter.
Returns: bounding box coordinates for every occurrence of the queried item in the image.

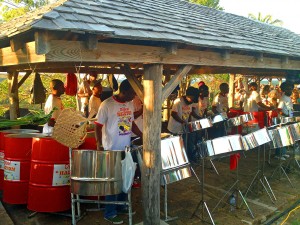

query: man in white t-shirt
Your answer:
[167,87,200,162]
[275,82,294,160]
[211,83,229,138]
[43,79,65,135]
[95,80,142,224]
[243,82,272,112]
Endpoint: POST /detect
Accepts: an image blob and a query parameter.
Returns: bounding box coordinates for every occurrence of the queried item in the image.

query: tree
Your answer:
[248,12,283,26]
[188,0,224,10]
[0,0,49,21]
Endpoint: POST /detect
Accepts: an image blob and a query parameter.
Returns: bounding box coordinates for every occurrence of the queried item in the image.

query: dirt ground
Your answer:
[1,146,300,225]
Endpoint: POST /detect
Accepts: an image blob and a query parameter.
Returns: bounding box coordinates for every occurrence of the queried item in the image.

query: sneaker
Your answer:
[132,180,141,189]
[274,156,286,161]
[104,215,123,224]
[118,207,136,215]
[283,154,290,158]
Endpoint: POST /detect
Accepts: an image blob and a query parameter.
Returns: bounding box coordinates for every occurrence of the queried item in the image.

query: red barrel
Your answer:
[28,137,70,212]
[0,129,39,191]
[0,149,4,190]
[3,134,34,204]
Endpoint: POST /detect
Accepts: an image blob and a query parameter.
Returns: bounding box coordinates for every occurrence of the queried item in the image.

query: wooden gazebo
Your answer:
[1,0,300,224]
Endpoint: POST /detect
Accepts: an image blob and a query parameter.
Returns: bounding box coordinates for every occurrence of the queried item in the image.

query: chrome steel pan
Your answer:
[251,128,271,146]
[71,150,123,196]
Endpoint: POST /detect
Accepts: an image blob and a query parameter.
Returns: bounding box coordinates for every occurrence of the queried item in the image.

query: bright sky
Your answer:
[220,0,300,34]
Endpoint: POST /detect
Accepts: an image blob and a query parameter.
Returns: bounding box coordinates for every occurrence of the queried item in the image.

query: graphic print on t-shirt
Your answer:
[117,106,132,135]
[182,105,191,121]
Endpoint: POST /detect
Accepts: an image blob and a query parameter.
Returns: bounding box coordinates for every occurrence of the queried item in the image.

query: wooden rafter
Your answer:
[121,64,144,101]
[162,65,192,101]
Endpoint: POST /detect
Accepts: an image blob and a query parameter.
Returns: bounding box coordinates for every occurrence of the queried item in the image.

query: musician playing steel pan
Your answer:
[275,82,294,160]
[95,80,142,224]
[211,83,229,138]
[167,87,201,162]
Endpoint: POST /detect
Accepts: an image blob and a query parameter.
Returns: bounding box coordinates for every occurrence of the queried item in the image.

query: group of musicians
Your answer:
[42,72,295,224]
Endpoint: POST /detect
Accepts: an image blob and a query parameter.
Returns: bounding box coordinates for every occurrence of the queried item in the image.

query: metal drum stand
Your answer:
[191,155,215,225]
[209,136,254,219]
[268,125,295,188]
[243,128,276,204]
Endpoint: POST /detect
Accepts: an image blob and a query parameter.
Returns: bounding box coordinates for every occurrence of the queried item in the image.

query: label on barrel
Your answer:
[4,160,20,181]
[52,164,70,186]
[0,152,4,170]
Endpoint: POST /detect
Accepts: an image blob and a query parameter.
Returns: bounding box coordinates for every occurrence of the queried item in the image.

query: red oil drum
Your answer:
[0,149,4,190]
[0,129,39,191]
[3,134,38,204]
[28,137,70,212]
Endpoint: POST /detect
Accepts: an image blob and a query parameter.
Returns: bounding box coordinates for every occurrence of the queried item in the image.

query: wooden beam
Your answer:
[228,74,235,108]
[7,72,19,119]
[162,65,193,101]
[256,53,264,62]
[282,56,289,65]
[142,64,162,225]
[86,34,98,50]
[122,64,144,101]
[0,42,45,66]
[2,40,300,72]
[166,43,177,55]
[35,31,50,55]
[10,37,24,52]
[18,71,32,88]
[221,50,230,60]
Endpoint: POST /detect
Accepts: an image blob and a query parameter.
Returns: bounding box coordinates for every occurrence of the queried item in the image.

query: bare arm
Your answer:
[132,121,143,138]
[134,107,143,119]
[95,123,104,150]
[171,111,186,124]
[191,107,201,120]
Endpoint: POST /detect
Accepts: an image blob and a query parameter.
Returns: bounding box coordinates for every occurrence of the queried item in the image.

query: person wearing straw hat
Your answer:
[95,79,142,224]
[42,79,65,135]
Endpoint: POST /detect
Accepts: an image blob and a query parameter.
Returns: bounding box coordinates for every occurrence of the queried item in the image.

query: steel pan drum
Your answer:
[187,120,201,132]
[212,112,228,124]
[251,128,271,146]
[211,137,232,155]
[243,133,259,149]
[241,113,254,123]
[278,126,295,146]
[268,129,283,149]
[227,116,243,127]
[227,135,244,151]
[281,117,296,124]
[199,118,213,129]
[291,123,300,141]
[71,150,123,196]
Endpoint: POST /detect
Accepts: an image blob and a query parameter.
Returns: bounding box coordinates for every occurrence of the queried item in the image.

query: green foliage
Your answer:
[248,12,283,26]
[188,0,224,10]
[0,73,77,118]
[0,0,49,21]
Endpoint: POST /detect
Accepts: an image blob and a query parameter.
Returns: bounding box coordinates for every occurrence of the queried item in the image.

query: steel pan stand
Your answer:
[244,145,276,203]
[211,152,254,219]
[191,157,215,225]
[162,164,201,222]
[270,146,294,188]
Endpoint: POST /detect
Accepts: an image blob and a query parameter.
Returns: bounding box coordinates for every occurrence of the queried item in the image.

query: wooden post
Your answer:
[256,76,260,92]
[164,69,171,121]
[142,64,163,225]
[228,73,235,108]
[7,72,19,119]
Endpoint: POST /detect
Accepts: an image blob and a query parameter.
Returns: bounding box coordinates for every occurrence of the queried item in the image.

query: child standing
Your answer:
[43,79,65,135]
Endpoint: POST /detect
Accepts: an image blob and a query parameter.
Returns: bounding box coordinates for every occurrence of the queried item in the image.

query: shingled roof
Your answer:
[1,0,300,57]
